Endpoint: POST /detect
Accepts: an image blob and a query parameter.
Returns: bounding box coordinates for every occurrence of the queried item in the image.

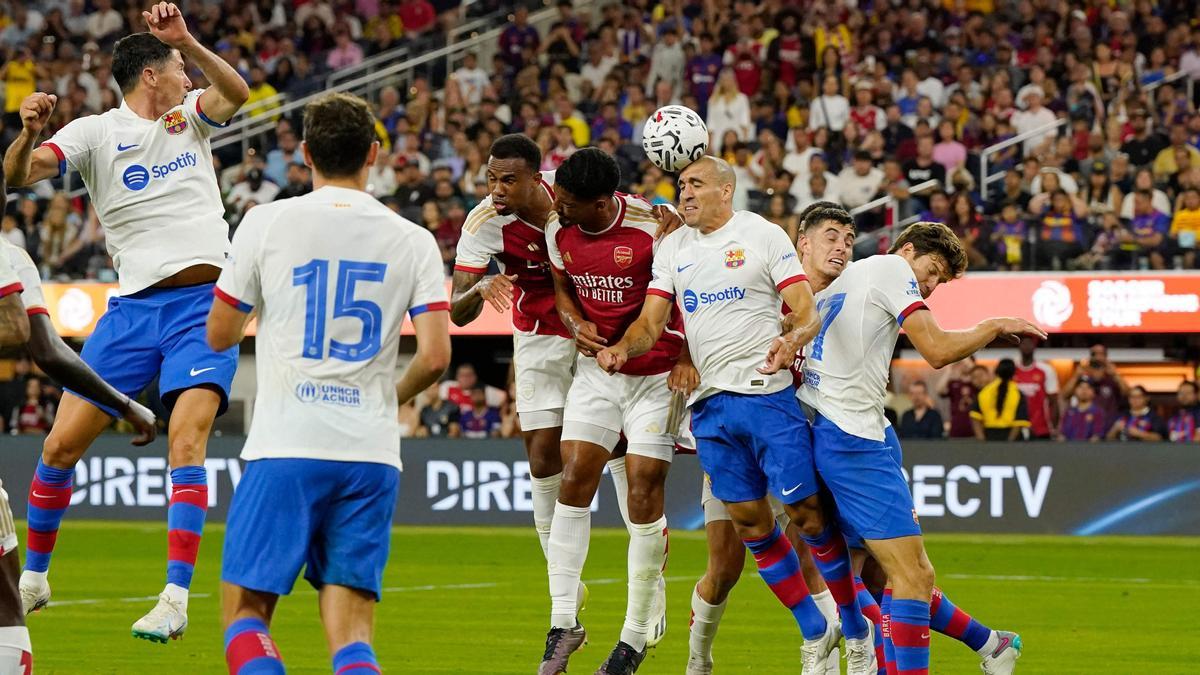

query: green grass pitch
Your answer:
[17,522,1200,673]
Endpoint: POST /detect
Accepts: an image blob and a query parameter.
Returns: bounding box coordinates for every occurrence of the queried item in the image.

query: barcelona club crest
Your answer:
[724,248,745,269]
[162,110,188,135]
[614,245,634,269]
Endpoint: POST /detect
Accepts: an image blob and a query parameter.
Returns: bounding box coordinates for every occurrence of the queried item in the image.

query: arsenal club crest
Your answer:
[614,245,634,269]
[724,248,745,268]
[162,110,188,135]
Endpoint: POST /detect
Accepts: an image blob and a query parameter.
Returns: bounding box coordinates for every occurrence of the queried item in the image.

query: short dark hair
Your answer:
[489,133,542,172]
[798,201,854,234]
[888,221,969,276]
[555,147,620,201]
[112,33,175,93]
[1179,381,1198,394]
[302,93,377,179]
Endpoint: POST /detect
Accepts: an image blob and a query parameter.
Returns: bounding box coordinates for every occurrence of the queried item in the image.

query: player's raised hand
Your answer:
[476,273,517,312]
[570,319,607,357]
[757,335,796,375]
[121,398,158,446]
[667,360,699,396]
[596,345,627,375]
[143,2,192,47]
[989,317,1048,344]
[19,93,57,135]
[652,204,684,240]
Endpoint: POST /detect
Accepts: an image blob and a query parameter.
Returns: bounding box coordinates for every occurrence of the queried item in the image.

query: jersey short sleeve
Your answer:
[545,220,565,271]
[1039,362,1060,395]
[409,228,451,317]
[6,243,46,313]
[647,228,679,300]
[42,115,106,176]
[182,89,229,140]
[868,255,928,326]
[764,223,805,290]
[214,208,267,313]
[453,203,501,273]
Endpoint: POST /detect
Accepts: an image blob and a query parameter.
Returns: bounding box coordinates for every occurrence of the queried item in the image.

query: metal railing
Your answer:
[979,118,1067,202]
[1144,70,1195,123]
[848,179,940,254]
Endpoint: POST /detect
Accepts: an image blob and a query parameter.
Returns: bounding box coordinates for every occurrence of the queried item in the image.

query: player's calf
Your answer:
[618,454,670,654]
[224,616,284,674]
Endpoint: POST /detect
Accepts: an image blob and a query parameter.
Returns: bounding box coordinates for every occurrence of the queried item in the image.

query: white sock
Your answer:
[619,516,667,651]
[19,569,46,585]
[688,584,727,660]
[977,630,1000,657]
[607,457,633,533]
[0,626,32,675]
[530,473,563,558]
[812,589,837,623]
[548,501,591,629]
[163,582,189,609]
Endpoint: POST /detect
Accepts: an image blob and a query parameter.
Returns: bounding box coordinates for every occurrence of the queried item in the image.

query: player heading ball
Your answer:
[208,91,451,675]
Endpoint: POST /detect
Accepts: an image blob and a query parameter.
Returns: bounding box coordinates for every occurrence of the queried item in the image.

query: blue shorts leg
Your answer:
[68,295,163,416]
[812,415,921,542]
[157,283,238,416]
[222,459,333,596]
[303,463,400,601]
[743,388,818,505]
[692,394,767,503]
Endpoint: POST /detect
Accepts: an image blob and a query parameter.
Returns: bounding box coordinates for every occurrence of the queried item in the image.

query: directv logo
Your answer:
[122,164,150,191]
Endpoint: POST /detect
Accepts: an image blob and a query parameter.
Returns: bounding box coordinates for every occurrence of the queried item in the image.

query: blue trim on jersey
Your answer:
[408,301,450,317]
[214,285,254,313]
[195,98,230,128]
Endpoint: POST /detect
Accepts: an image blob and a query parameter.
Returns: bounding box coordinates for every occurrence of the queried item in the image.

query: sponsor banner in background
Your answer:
[43,271,1200,337]
[4,438,1198,535]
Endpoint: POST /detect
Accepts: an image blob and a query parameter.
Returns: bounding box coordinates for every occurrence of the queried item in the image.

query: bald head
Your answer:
[678,155,736,233]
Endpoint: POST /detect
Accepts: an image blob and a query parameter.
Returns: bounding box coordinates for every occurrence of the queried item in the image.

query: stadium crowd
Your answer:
[3,0,1200,440]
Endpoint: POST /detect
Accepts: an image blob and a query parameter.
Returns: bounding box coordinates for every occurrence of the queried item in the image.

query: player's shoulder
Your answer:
[617,192,659,236]
[859,253,913,278]
[539,169,556,190]
[1,239,34,268]
[461,197,507,237]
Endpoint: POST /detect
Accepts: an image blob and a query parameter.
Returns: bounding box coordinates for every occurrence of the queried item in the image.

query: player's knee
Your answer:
[168,435,206,465]
[625,481,662,520]
[42,432,83,467]
[894,558,935,596]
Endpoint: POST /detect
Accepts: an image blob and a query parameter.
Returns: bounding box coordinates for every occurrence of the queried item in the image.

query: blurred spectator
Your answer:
[1154,124,1200,182]
[326,23,365,70]
[1106,386,1167,442]
[763,194,798,243]
[440,363,506,413]
[498,5,538,69]
[398,398,420,438]
[990,202,1027,271]
[452,53,490,107]
[418,383,460,438]
[10,377,53,435]
[1121,107,1167,168]
[1,214,24,250]
[836,150,884,212]
[1171,188,1200,268]
[1062,344,1130,428]
[938,359,985,439]
[226,168,280,220]
[1057,377,1107,442]
[647,29,685,99]
[275,163,313,201]
[460,388,502,439]
[86,0,123,45]
[1167,381,1200,443]
[398,0,437,36]
[706,70,752,154]
[685,33,721,114]
[264,129,302,186]
[2,46,43,127]
[1013,337,1060,440]
[898,381,944,439]
[971,358,1030,441]
[932,120,967,176]
[244,65,281,120]
[946,192,988,270]
[1119,168,1173,220]
[1118,189,1171,270]
[809,75,849,133]
[1035,190,1087,270]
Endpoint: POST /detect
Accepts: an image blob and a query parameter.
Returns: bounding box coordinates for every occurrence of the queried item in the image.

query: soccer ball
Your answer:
[642,105,709,172]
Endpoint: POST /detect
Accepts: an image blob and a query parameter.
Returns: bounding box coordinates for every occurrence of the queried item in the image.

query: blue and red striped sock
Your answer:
[889,598,930,675]
[167,466,208,591]
[333,642,381,674]
[930,586,993,652]
[24,460,74,573]
[881,588,897,675]
[744,525,826,640]
[224,617,284,674]
[801,527,869,639]
[855,578,887,674]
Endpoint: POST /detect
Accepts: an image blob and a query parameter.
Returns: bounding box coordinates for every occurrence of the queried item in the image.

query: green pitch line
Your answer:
[15,523,1199,673]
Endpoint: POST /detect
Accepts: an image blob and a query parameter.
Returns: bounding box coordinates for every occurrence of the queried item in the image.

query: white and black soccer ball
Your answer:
[642,105,709,172]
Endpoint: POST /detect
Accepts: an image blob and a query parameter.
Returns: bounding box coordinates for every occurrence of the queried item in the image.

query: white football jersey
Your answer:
[648,211,807,404]
[798,254,928,441]
[42,89,229,295]
[1,239,47,315]
[215,186,449,469]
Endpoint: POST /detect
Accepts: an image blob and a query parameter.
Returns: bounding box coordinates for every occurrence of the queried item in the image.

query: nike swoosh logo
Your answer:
[32,491,55,499]
[676,263,695,272]
[781,483,804,496]
[190,367,216,377]
[992,636,1011,656]
[174,489,200,495]
[116,143,139,152]
[921,632,931,639]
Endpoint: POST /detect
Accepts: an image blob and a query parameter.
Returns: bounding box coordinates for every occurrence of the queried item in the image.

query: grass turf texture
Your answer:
[17,522,1199,673]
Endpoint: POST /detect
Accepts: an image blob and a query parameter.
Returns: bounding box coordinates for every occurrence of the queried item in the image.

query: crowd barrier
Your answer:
[3,437,1196,536]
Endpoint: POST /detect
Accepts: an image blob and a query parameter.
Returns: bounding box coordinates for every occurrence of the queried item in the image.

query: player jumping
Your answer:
[798,220,1040,675]
[207,92,451,675]
[597,157,874,672]
[538,148,686,674]
[5,2,249,640]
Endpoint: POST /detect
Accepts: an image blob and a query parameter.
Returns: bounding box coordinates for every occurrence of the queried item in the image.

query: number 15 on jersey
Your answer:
[293,258,388,362]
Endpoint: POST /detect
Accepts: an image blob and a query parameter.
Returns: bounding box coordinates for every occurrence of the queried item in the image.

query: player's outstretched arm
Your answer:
[550,265,606,356]
[597,294,672,374]
[449,269,515,327]
[144,2,249,123]
[396,310,451,405]
[904,311,1048,369]
[25,313,157,445]
[3,93,61,187]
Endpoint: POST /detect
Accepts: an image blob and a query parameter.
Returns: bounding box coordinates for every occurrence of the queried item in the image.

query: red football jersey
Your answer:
[453,173,570,338]
[1013,361,1059,437]
[547,193,683,375]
